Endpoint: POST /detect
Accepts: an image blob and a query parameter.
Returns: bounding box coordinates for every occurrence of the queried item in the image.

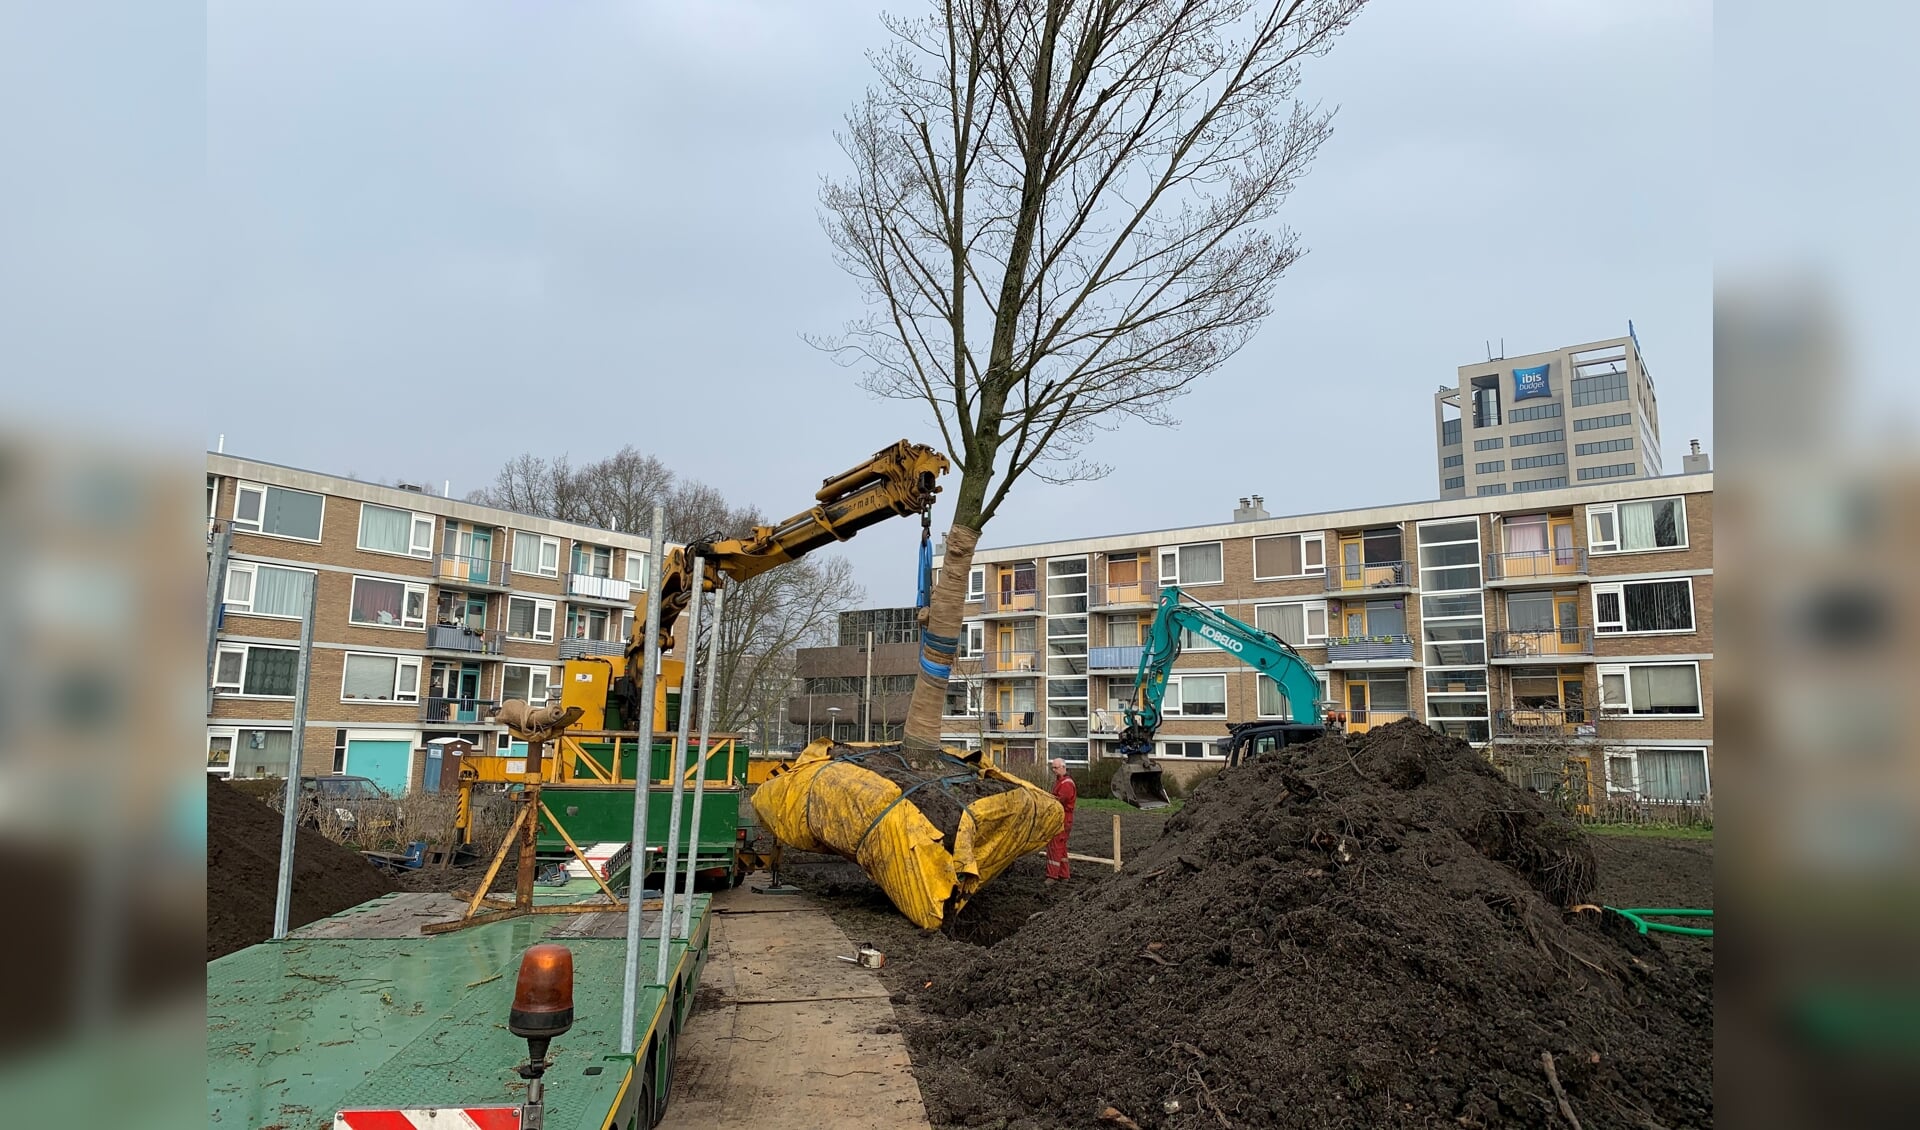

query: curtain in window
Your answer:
[1637,749,1708,800]
[352,580,404,625]
[253,566,308,617]
[360,505,410,553]
[234,729,294,777]
[1366,601,1406,636]
[1618,501,1658,550]
[1630,665,1698,712]
[1258,676,1287,717]
[1255,537,1302,577]
[514,532,542,572]
[1183,677,1226,715]
[1624,582,1692,631]
[343,655,396,699]
[508,601,535,637]
[1180,543,1224,583]
[1258,604,1305,644]
[243,648,298,695]
[1505,517,1549,554]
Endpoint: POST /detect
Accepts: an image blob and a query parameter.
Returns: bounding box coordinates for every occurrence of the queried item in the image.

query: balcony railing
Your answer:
[960,649,1040,675]
[566,573,632,602]
[1339,708,1413,733]
[977,587,1040,613]
[559,637,625,659]
[1089,582,1156,607]
[434,552,510,589]
[1493,707,1593,737]
[1325,634,1415,663]
[421,696,500,725]
[1488,628,1594,659]
[1088,645,1145,672]
[1323,560,1414,593]
[425,624,505,656]
[1484,548,1588,582]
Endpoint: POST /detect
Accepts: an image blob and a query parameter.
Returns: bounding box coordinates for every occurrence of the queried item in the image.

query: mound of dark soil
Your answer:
[832,744,1022,851]
[207,777,393,961]
[912,720,1713,1129]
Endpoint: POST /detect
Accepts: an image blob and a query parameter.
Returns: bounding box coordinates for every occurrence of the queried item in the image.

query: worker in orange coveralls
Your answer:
[1046,757,1077,883]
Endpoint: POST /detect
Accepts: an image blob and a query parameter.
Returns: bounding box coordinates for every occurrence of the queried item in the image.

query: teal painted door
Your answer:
[468,528,493,584]
[346,739,412,794]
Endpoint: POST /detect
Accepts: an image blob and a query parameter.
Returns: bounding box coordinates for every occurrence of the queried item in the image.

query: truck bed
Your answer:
[208,891,709,1129]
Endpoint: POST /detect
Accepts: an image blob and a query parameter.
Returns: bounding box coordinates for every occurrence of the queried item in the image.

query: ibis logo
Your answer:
[1197,623,1244,653]
[1511,364,1552,402]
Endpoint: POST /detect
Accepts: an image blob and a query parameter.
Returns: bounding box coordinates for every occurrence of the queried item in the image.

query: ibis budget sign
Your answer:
[1511,364,1552,402]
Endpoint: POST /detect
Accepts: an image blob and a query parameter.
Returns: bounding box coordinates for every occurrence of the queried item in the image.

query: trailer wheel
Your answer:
[634,1043,657,1130]
[649,1023,676,1126]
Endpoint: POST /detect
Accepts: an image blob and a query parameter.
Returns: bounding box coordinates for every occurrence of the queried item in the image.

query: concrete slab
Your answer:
[658,877,931,1130]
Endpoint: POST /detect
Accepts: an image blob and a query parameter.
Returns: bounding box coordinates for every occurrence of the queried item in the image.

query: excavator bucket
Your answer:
[1113,754,1170,810]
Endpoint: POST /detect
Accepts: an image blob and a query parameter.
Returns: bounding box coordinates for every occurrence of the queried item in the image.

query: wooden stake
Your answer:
[1112,812,1123,872]
[460,804,526,922]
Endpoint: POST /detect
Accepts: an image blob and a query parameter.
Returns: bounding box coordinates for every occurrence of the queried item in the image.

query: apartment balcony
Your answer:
[566,573,633,605]
[559,637,625,659]
[1089,707,1132,736]
[1488,628,1594,662]
[1483,549,1588,587]
[424,624,505,657]
[970,649,1041,677]
[1325,634,1417,666]
[1089,582,1158,609]
[421,696,500,725]
[1088,645,1145,673]
[433,552,512,591]
[1493,707,1595,739]
[983,710,1039,735]
[1323,560,1415,596]
[1341,709,1413,735]
[975,588,1041,617]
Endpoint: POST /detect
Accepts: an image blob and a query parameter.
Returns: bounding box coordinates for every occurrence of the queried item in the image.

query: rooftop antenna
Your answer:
[443,479,451,498]
[217,433,226,454]
[1499,337,1505,359]
[1485,340,1491,362]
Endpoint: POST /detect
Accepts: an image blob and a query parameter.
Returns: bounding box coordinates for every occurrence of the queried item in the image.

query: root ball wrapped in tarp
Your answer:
[751,741,1063,928]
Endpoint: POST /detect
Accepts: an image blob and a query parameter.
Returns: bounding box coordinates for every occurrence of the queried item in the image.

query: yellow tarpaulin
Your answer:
[750,740,1064,929]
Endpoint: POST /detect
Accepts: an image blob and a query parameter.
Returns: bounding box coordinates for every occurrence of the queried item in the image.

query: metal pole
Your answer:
[273,573,320,940]
[864,630,873,742]
[620,506,666,1055]
[680,585,726,937]
[657,558,704,984]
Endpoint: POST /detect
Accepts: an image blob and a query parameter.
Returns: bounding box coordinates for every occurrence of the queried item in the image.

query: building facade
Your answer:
[1435,334,1665,500]
[787,607,921,745]
[205,454,658,793]
[939,472,1714,802]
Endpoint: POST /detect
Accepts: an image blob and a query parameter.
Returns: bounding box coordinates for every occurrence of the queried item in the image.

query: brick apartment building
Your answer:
[939,471,1714,803]
[205,453,659,793]
[787,607,922,745]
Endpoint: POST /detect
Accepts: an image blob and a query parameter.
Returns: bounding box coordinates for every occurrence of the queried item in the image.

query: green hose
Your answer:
[1606,906,1714,937]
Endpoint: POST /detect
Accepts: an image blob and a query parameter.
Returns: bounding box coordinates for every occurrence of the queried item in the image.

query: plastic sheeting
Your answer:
[750,741,1064,929]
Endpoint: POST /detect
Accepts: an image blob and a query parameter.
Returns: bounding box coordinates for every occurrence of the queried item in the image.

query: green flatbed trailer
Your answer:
[208,887,711,1130]
[531,741,747,887]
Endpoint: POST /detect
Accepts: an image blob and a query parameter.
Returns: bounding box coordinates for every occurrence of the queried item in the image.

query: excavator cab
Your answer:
[1111,728,1171,809]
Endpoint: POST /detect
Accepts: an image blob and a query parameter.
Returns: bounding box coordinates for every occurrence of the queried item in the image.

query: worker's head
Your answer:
[1050,758,1067,778]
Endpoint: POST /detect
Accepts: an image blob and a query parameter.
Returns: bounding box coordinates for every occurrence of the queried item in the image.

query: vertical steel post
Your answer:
[272,572,319,940]
[679,585,726,937]
[621,506,666,1055]
[657,559,704,983]
[864,629,874,742]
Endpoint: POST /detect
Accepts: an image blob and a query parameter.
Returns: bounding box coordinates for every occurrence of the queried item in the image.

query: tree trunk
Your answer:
[902,523,979,753]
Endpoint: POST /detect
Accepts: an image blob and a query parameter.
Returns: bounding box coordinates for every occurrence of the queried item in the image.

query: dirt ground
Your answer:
[795,725,1715,1130]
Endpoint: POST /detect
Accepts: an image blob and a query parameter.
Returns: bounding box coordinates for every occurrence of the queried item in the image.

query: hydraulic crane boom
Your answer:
[624,440,950,671]
[1113,585,1327,807]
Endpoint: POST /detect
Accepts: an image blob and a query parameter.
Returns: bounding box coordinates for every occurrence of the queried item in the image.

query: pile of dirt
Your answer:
[908,720,1713,1129]
[206,777,394,961]
[837,745,1022,850]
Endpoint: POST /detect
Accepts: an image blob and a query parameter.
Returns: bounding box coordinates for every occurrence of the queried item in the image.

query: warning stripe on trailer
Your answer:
[334,1109,521,1130]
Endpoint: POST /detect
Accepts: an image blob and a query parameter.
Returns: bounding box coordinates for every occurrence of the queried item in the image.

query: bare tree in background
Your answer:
[818,0,1367,750]
[471,450,864,745]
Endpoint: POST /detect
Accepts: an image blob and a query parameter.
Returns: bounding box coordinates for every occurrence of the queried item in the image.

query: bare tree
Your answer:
[818,0,1367,749]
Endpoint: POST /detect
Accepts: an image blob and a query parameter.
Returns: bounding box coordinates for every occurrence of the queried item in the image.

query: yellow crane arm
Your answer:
[625,440,950,664]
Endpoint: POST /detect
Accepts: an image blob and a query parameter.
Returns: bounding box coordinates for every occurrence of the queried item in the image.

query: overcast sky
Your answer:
[191,0,1712,604]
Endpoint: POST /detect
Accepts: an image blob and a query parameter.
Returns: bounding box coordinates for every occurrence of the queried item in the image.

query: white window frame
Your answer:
[356,502,435,559]
[1158,739,1218,761]
[1158,541,1225,587]
[1604,745,1711,802]
[206,725,296,778]
[624,550,650,589]
[1596,662,1703,718]
[1258,673,1331,719]
[339,652,422,704]
[1250,533,1326,580]
[1254,600,1330,646]
[1587,496,1688,555]
[222,562,314,619]
[507,596,557,642]
[503,663,553,707]
[231,480,325,542]
[347,576,429,631]
[1591,578,1695,636]
[513,531,562,577]
[967,565,986,600]
[960,622,985,657]
[1164,674,1227,717]
[212,643,300,699]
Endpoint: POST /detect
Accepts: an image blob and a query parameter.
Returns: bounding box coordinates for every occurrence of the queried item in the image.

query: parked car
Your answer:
[299,775,397,842]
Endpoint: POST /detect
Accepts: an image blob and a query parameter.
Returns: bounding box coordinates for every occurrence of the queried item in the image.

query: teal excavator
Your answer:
[1113,586,1332,808]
